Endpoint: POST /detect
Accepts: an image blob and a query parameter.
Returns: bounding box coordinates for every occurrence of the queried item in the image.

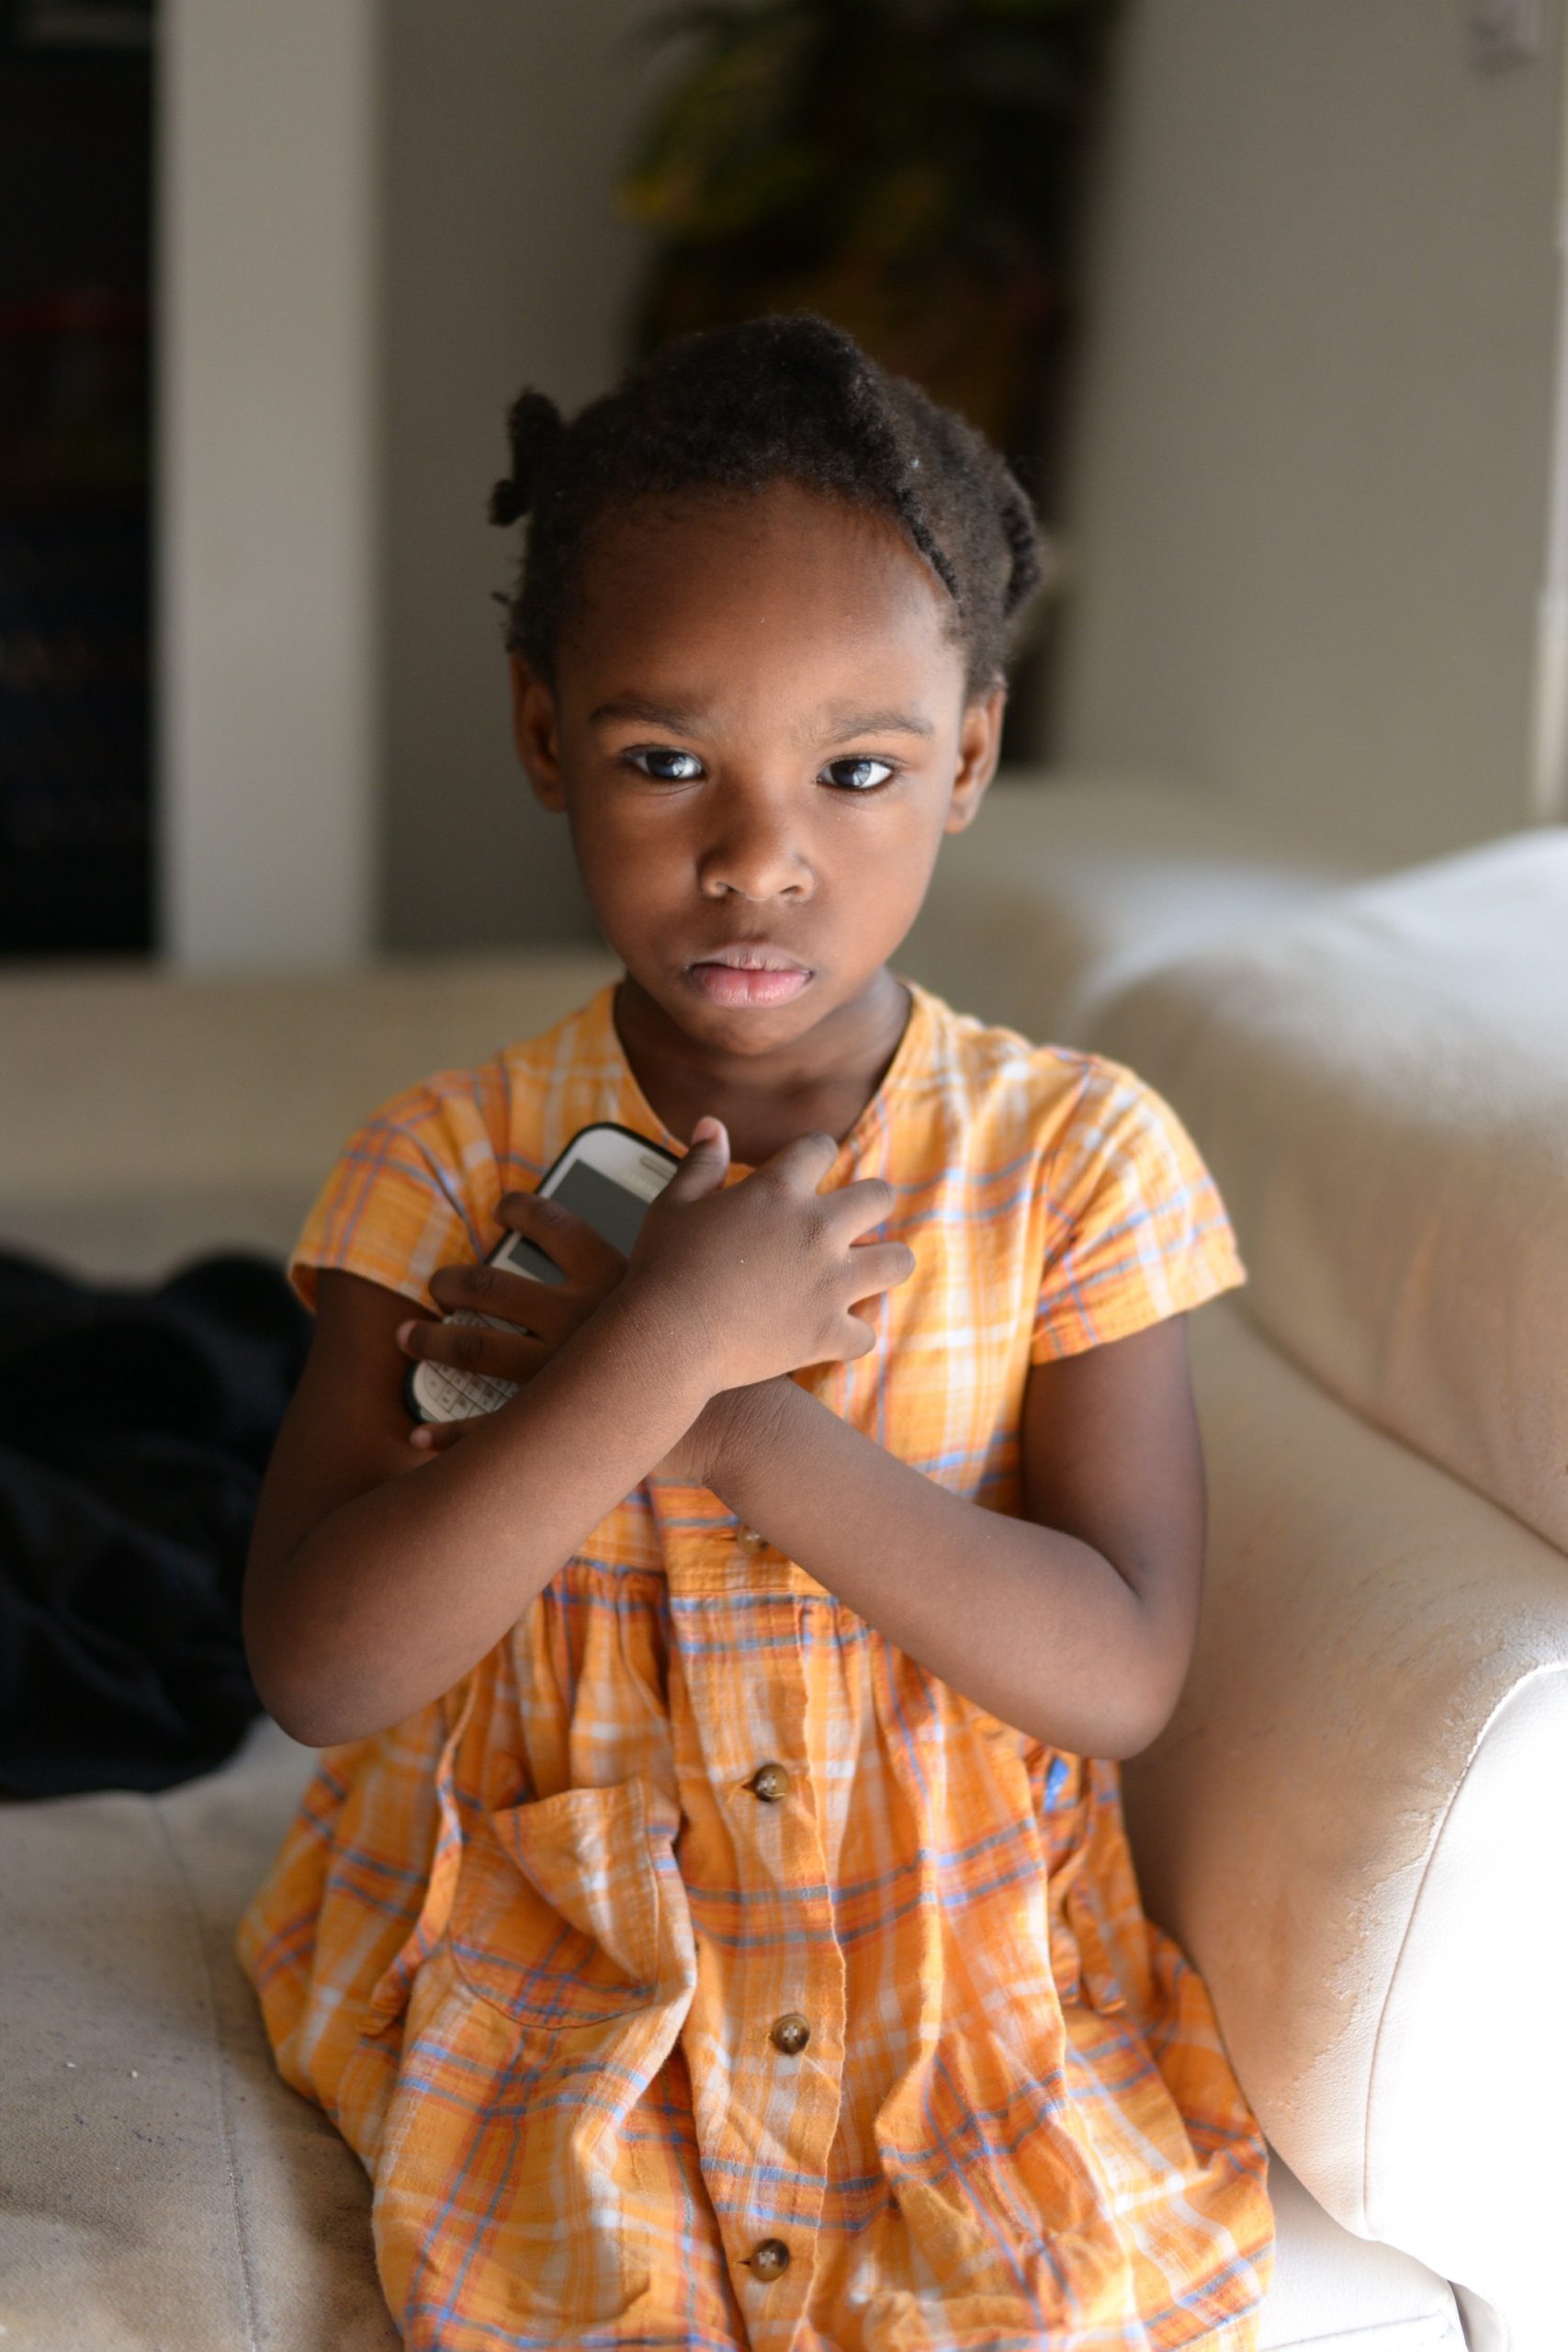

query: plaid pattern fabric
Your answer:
[240,982,1270,2350]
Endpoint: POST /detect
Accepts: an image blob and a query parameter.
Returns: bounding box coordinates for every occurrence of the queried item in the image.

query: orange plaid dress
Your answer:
[239,980,1272,2350]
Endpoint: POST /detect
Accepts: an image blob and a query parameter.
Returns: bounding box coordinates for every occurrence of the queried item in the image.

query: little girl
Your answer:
[239,313,1272,2350]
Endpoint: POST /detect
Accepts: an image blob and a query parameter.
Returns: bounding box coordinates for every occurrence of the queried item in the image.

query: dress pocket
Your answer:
[446,1776,680,2031]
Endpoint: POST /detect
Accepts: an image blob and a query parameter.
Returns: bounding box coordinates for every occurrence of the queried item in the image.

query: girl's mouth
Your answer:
[686,948,813,1008]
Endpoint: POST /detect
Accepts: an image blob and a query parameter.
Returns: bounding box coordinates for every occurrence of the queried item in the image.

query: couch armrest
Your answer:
[1122,1302,1568,2350]
[900,772,1359,1046]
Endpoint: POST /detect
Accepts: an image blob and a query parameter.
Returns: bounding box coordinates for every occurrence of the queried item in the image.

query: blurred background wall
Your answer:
[8,0,1567,969]
[1055,0,1567,865]
[159,0,379,969]
[378,0,671,957]
[160,0,671,968]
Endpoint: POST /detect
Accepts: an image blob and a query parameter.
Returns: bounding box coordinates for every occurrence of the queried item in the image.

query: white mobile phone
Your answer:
[403,1121,680,1426]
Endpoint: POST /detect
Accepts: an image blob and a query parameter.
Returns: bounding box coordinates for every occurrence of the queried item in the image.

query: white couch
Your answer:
[4,776,1563,2350]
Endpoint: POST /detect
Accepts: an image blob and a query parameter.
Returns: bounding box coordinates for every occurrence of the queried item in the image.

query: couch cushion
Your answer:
[1123,1299,1567,2351]
[902,771,1364,1046]
[1260,2157,1462,2350]
[0,1720,396,2351]
[0,948,617,1281]
[1094,830,1568,1551]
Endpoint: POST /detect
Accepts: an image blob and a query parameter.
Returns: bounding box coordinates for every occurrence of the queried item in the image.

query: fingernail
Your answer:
[395,1320,417,1351]
[409,1424,434,1449]
[692,1117,720,1146]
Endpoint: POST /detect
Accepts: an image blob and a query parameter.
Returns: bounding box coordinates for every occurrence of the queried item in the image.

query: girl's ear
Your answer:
[943,682,1006,836]
[510,653,565,811]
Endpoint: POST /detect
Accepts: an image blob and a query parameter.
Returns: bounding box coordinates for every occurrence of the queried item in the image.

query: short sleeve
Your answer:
[1032,1061,1245,1363]
[289,1066,510,1315]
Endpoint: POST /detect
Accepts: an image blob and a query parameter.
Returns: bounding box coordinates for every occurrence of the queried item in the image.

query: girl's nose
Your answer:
[698,802,812,902]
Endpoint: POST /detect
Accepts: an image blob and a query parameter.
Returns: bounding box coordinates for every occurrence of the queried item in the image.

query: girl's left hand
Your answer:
[403,1184,775,1485]
[400,1189,625,1456]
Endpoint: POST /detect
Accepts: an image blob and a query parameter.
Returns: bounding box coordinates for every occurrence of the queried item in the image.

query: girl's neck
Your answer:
[613,967,911,1168]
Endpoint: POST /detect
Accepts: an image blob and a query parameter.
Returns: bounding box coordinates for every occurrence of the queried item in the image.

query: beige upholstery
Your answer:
[1093,831,1568,1553]
[0,946,616,1280]
[1258,2160,1462,2351]
[1124,1303,1567,2351]
[901,772,1367,1044]
[1,1724,393,2351]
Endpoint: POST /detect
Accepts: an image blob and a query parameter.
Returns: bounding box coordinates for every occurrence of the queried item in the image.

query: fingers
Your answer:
[429,1258,586,1335]
[397,1311,547,1385]
[844,1239,917,1299]
[756,1130,839,1192]
[750,1147,893,1241]
[409,1408,500,1456]
[837,1312,882,1362]
[493,1190,626,1287]
[660,1115,731,1202]
[825,1174,897,1238]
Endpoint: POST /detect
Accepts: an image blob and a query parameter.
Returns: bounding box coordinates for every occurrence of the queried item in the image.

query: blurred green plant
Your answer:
[619,0,1123,475]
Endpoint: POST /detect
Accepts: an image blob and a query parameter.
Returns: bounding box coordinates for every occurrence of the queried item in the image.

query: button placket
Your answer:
[668,1555,844,2337]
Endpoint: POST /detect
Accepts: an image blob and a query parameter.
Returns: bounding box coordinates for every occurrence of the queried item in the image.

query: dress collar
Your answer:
[581,976,934,1176]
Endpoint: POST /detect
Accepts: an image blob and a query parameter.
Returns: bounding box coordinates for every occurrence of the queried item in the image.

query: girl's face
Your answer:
[512,479,1003,1064]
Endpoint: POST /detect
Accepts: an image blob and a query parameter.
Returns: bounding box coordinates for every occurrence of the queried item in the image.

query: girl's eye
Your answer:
[627,747,704,783]
[822,756,895,793]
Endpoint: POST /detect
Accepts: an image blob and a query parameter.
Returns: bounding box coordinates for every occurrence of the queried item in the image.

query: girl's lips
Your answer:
[687,959,813,1008]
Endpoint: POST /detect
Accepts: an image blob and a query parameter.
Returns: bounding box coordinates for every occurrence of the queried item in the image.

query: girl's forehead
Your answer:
[565,481,962,677]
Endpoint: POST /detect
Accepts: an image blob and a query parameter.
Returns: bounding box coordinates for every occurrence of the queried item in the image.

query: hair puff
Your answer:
[490,314,1044,697]
[488,390,566,526]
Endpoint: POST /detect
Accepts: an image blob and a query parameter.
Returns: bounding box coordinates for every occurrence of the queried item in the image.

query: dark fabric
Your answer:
[0,1250,308,1797]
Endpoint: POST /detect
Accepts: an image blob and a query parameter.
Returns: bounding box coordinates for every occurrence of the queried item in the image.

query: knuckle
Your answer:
[450,1323,486,1369]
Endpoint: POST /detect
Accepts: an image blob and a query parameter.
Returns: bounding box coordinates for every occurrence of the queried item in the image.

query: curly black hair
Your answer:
[489,313,1044,701]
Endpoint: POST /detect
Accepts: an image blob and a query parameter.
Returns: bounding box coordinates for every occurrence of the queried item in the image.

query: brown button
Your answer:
[749,2237,790,2282]
[749,1761,788,1804]
[770,2012,810,2057]
[737,1524,768,1554]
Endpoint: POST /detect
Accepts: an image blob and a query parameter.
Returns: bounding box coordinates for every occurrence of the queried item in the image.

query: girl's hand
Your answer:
[400,1190,625,1454]
[623,1117,916,1394]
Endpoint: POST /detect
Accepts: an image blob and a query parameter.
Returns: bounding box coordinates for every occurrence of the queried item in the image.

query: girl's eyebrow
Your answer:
[589,693,703,729]
[589,691,935,741]
[818,703,936,741]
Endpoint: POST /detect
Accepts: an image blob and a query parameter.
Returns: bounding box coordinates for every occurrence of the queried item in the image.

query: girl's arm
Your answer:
[243,1270,712,1745]
[694,1317,1206,1760]
[243,1129,910,1746]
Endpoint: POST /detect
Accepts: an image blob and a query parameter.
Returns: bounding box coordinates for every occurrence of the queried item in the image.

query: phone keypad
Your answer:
[412,1309,522,1423]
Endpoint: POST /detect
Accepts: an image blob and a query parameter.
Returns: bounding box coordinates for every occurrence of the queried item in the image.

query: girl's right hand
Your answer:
[623,1118,916,1391]
[397,1191,627,1453]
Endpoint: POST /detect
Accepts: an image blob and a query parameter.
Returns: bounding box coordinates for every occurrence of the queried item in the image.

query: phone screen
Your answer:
[500,1155,660,1284]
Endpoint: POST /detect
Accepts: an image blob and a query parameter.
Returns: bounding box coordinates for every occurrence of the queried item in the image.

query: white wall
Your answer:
[1055,0,1566,864]
[378,0,671,952]
[158,0,671,967]
[158,0,379,968]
